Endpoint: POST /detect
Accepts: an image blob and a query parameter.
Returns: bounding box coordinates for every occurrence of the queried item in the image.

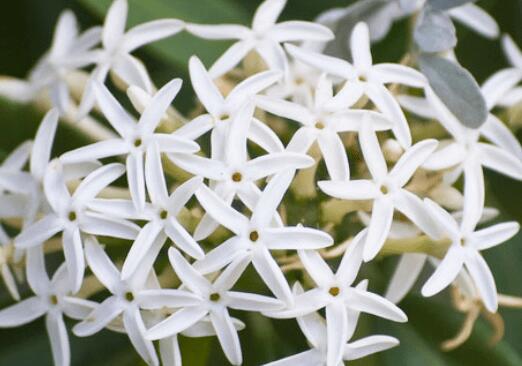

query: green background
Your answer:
[0,0,521,365]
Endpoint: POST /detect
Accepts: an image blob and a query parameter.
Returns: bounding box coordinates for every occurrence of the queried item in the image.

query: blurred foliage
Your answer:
[0,0,521,365]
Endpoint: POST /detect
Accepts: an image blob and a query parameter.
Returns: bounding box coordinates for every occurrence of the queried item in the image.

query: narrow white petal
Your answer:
[165,218,204,259]
[397,95,436,119]
[31,109,59,180]
[325,301,348,366]
[318,180,379,200]
[127,152,146,212]
[263,349,322,366]
[0,297,47,327]
[73,296,124,336]
[60,139,130,164]
[122,221,163,280]
[46,312,70,366]
[112,54,153,92]
[189,56,225,116]
[363,198,394,261]
[502,34,522,69]
[186,23,250,40]
[422,245,464,297]
[227,71,282,110]
[423,198,460,238]
[84,236,121,293]
[336,229,366,285]
[389,139,438,187]
[478,143,522,180]
[193,237,247,274]
[481,69,522,110]
[210,308,242,365]
[349,288,408,322]
[102,0,127,49]
[92,82,135,138]
[63,228,85,293]
[73,163,125,204]
[385,254,427,304]
[80,212,140,240]
[365,82,411,148]
[422,142,467,170]
[174,114,214,140]
[209,41,254,79]
[256,41,288,73]
[44,161,71,215]
[146,306,208,340]
[263,227,333,250]
[15,215,64,248]
[137,289,201,309]
[343,335,399,361]
[168,247,210,295]
[255,95,312,125]
[227,291,283,312]
[448,3,499,39]
[481,115,522,160]
[145,143,169,205]
[297,250,334,288]
[252,247,292,303]
[464,249,498,312]
[244,152,313,181]
[359,121,388,180]
[251,170,294,228]
[123,306,160,366]
[26,246,51,295]
[461,160,485,235]
[469,222,519,251]
[394,190,443,240]
[195,184,248,235]
[168,153,226,180]
[123,19,184,52]
[249,118,285,153]
[139,79,182,135]
[317,131,350,181]
[270,21,334,42]
[372,64,426,88]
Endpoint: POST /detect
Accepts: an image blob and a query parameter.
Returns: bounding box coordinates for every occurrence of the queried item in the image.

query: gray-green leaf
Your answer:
[419,54,487,129]
[414,9,457,53]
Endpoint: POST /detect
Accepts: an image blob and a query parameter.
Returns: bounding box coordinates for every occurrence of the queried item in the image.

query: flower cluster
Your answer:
[0,0,521,365]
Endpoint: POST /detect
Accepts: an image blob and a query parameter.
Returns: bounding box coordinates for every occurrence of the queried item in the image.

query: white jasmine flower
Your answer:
[264,305,398,366]
[319,124,438,261]
[195,172,333,303]
[73,237,164,366]
[15,161,139,292]
[286,22,427,148]
[143,248,284,365]
[264,230,406,366]
[175,56,283,159]
[421,198,519,312]
[171,102,313,240]
[256,74,393,180]
[0,11,100,112]
[0,246,94,366]
[97,143,204,279]
[61,79,199,211]
[186,0,334,77]
[78,0,184,117]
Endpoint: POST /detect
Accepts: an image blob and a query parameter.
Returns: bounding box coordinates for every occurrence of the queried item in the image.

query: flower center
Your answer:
[231,172,242,182]
[125,292,134,302]
[380,185,389,195]
[315,121,325,130]
[329,286,340,297]
[159,210,168,220]
[249,230,259,242]
[359,74,367,82]
[68,211,77,222]
[218,113,230,122]
[133,138,142,147]
[209,293,221,302]
[49,295,59,305]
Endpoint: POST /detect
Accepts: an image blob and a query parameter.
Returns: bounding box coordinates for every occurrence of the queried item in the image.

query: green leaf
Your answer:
[78,0,249,70]
[419,54,488,129]
[428,0,477,11]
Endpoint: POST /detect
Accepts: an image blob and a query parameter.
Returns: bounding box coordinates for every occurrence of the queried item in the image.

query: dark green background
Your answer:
[0,0,521,365]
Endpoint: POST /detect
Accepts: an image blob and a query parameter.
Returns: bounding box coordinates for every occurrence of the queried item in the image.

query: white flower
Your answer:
[61,79,199,211]
[264,291,399,366]
[420,198,519,312]
[73,236,163,366]
[186,0,334,77]
[319,123,438,261]
[195,172,333,303]
[171,102,313,240]
[264,230,406,366]
[286,22,427,148]
[0,11,100,112]
[175,56,283,159]
[142,248,284,365]
[78,0,184,117]
[0,246,94,366]
[256,74,393,180]
[15,161,139,292]
[89,143,204,279]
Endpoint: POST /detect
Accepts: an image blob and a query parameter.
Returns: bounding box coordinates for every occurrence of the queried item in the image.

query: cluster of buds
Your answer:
[0,0,521,365]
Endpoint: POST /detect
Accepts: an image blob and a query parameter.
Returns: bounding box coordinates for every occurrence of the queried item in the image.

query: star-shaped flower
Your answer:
[319,123,438,261]
[15,161,139,292]
[143,248,284,365]
[264,295,399,366]
[256,74,393,180]
[286,22,427,148]
[0,246,94,366]
[0,10,100,113]
[264,230,406,366]
[88,142,204,279]
[174,56,283,160]
[195,171,333,303]
[420,198,519,312]
[73,236,166,366]
[61,79,199,211]
[78,0,184,117]
[186,0,334,77]
[171,102,313,240]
